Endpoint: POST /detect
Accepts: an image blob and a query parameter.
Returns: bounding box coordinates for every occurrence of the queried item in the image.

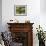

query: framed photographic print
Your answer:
[14,5,27,16]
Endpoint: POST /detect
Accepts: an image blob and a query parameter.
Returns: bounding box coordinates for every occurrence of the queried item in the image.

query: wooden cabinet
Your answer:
[7,23,34,46]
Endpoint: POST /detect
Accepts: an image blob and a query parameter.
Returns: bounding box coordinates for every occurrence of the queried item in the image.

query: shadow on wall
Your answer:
[40,0,46,14]
[0,0,2,32]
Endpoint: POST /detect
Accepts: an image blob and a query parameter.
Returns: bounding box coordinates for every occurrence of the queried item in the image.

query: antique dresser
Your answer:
[7,23,34,46]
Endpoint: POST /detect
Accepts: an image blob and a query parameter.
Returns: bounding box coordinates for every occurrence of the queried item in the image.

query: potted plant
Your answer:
[36,25,45,46]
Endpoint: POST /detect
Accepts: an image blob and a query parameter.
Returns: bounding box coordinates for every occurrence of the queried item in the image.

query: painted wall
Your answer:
[2,0,40,31]
[0,0,2,32]
[40,0,46,31]
[40,0,46,13]
[2,0,46,46]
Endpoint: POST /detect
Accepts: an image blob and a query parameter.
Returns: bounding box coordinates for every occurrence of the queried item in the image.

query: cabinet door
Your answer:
[11,32,28,46]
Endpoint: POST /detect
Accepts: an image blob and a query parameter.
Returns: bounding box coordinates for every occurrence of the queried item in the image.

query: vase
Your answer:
[39,40,45,46]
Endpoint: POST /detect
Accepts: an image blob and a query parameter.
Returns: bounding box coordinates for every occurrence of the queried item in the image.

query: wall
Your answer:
[2,0,40,30]
[0,0,2,32]
[40,0,46,13]
[40,0,46,31]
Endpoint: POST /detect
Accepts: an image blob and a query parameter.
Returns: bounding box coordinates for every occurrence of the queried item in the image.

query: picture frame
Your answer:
[14,5,27,16]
